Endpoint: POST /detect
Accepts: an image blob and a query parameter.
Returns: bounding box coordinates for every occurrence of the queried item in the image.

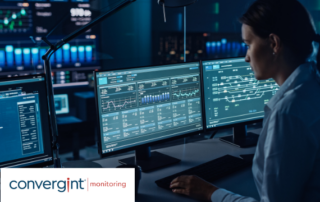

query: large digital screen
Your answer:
[0,1,101,87]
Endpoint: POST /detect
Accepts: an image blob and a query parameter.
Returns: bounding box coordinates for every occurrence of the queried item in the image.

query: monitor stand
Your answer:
[219,124,259,148]
[119,147,181,173]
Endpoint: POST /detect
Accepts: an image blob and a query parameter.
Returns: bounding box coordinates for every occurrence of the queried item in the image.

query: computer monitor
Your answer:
[54,94,69,115]
[202,57,279,147]
[94,62,204,172]
[0,75,54,168]
[0,2,101,87]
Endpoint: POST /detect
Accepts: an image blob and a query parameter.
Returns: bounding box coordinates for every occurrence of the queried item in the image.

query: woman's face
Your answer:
[242,24,276,80]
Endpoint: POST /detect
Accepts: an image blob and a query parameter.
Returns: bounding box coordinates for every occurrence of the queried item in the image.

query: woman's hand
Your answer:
[170,175,218,201]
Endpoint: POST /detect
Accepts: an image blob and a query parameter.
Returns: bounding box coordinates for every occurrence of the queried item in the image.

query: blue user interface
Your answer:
[54,94,69,115]
[202,58,279,129]
[0,76,53,168]
[96,62,203,154]
[0,2,100,86]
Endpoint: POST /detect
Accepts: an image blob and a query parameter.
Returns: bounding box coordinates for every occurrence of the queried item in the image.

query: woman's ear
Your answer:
[269,33,281,54]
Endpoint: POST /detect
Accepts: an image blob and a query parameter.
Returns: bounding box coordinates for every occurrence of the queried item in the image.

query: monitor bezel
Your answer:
[94,61,206,158]
[200,57,264,132]
[0,74,54,168]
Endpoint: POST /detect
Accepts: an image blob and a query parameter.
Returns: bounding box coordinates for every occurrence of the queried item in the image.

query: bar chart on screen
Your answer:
[0,37,98,72]
[138,87,171,106]
[205,39,248,57]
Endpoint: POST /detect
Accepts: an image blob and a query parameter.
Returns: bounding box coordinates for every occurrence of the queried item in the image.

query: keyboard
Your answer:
[155,155,251,190]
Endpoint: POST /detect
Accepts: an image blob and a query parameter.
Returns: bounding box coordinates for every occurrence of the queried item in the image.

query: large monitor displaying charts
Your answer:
[0,75,53,168]
[0,2,101,87]
[95,62,204,156]
[202,57,279,129]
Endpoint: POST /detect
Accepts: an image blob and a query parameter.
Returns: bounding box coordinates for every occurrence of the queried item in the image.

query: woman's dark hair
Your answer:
[240,0,320,71]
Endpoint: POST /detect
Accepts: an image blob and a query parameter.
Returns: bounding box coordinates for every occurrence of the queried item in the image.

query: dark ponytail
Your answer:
[240,0,320,72]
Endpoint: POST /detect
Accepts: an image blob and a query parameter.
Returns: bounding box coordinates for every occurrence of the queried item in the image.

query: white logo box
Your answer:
[1,168,134,202]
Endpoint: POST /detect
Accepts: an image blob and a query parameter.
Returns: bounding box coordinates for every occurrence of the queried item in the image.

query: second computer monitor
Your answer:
[202,57,279,129]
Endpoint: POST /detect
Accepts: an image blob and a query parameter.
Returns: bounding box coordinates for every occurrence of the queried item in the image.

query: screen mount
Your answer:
[219,124,259,148]
[119,146,180,172]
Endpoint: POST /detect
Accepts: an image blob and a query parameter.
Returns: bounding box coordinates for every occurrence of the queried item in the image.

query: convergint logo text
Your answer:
[9,178,127,193]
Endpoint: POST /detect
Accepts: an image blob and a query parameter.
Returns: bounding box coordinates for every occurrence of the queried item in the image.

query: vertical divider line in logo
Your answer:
[87,178,89,191]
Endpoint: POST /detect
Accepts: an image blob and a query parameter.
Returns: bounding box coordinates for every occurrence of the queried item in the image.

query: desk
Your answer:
[94,130,261,202]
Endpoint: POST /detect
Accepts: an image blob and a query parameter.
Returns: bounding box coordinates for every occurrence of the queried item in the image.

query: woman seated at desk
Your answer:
[170,0,320,201]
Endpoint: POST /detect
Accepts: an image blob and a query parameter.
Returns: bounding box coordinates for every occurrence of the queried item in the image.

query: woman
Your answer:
[170,0,320,201]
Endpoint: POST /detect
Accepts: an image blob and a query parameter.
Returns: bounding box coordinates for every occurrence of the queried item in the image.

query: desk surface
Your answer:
[94,130,261,202]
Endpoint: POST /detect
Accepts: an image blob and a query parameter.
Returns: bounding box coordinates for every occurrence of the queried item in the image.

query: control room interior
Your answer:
[0,0,318,201]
